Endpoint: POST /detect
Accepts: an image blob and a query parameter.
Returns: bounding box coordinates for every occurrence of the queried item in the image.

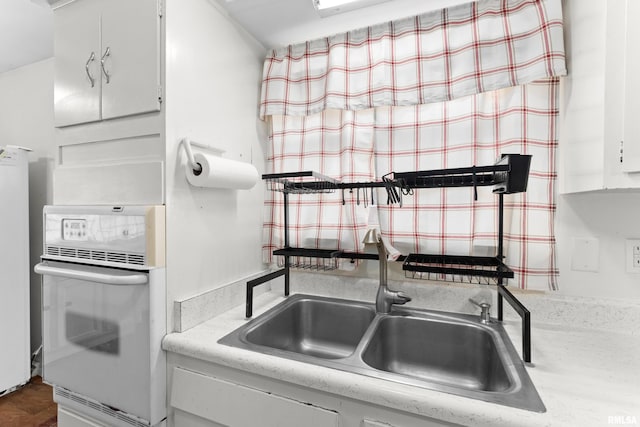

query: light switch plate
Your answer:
[571,237,599,272]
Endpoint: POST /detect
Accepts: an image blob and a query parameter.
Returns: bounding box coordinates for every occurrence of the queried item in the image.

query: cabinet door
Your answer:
[623,0,640,172]
[100,0,161,121]
[171,367,340,427]
[54,0,101,127]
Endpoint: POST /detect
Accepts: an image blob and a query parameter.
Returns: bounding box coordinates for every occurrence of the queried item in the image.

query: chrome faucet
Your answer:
[362,229,412,313]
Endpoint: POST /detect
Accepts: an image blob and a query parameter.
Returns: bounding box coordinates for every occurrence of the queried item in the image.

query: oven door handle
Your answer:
[34,263,148,285]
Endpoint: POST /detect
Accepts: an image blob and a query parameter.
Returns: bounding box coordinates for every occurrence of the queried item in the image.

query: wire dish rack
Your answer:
[402,253,513,285]
[274,248,342,271]
[264,171,340,194]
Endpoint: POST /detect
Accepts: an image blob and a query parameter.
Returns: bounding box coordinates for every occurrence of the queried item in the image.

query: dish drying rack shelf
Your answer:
[402,254,514,284]
[273,248,342,271]
[264,171,340,193]
[270,250,513,285]
[263,153,531,195]
[249,154,534,362]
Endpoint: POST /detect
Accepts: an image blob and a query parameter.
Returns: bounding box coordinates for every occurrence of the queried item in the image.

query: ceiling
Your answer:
[0,0,53,74]
[216,0,468,48]
[0,0,467,74]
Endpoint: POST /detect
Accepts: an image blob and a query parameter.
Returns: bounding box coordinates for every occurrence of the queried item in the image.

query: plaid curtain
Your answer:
[374,79,559,290]
[263,110,376,269]
[262,0,565,291]
[260,0,565,118]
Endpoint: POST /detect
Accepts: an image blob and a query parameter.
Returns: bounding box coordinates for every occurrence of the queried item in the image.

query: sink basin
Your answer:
[219,294,545,412]
[228,296,376,359]
[362,316,511,392]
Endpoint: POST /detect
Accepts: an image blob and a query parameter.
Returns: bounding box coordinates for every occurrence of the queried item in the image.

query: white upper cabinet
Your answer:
[621,0,640,172]
[53,0,101,126]
[100,0,162,121]
[560,0,640,192]
[53,0,161,127]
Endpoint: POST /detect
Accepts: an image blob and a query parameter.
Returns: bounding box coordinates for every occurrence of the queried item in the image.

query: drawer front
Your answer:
[171,367,340,427]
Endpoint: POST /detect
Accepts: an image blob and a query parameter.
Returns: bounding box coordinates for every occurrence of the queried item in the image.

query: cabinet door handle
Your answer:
[101,46,111,84]
[85,51,96,88]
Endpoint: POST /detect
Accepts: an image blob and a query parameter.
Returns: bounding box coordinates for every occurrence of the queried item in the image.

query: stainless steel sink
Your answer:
[361,316,512,392]
[218,294,545,412]
[243,297,376,359]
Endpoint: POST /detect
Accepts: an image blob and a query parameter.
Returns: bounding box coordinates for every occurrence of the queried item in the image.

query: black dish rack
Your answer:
[402,254,513,284]
[247,154,534,362]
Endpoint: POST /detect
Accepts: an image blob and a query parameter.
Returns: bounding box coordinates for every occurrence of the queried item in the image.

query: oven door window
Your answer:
[42,261,151,419]
[65,311,120,355]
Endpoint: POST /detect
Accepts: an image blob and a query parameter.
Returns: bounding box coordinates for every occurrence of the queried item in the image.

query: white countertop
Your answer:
[163,290,640,427]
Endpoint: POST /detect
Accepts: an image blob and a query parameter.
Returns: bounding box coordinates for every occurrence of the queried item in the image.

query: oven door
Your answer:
[36,260,152,419]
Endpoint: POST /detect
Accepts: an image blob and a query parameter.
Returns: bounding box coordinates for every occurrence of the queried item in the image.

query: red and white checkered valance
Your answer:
[259,0,566,119]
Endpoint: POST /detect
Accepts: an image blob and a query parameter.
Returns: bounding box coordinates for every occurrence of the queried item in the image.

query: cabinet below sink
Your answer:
[218,294,545,412]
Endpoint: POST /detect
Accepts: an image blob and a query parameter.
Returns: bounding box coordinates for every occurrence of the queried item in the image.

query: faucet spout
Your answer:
[362,229,412,314]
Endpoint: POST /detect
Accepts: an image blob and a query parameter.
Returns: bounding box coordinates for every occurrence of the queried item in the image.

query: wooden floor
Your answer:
[0,377,57,427]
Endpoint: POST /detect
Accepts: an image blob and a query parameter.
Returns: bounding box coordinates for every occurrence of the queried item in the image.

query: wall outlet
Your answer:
[626,239,640,273]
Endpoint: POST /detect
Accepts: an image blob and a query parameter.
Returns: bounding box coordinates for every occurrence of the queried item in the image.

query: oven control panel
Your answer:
[62,219,88,241]
[42,205,166,268]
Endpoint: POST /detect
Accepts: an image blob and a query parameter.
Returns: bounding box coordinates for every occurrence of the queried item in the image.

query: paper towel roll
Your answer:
[185,152,258,190]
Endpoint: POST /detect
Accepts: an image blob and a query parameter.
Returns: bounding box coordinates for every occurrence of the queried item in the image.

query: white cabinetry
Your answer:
[53,0,100,126]
[621,0,640,172]
[171,368,339,427]
[167,356,453,427]
[53,0,161,127]
[560,0,640,192]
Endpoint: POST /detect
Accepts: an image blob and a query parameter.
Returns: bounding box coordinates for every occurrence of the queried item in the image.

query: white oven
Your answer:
[35,205,166,427]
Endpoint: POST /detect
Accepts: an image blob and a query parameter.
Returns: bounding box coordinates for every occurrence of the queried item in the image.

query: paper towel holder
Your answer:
[180,138,225,176]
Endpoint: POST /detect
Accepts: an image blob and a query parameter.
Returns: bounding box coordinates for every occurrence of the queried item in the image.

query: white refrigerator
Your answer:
[0,146,30,394]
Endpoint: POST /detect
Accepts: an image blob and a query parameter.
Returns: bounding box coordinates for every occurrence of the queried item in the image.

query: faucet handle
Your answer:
[394,291,412,303]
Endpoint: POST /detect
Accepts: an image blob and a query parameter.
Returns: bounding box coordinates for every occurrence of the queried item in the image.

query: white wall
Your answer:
[0,58,56,353]
[164,0,267,330]
[556,192,640,299]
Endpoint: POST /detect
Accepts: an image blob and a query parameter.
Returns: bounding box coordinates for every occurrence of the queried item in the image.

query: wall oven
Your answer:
[35,205,166,427]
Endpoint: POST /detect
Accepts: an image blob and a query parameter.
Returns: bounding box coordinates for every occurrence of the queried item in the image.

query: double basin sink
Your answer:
[219,294,545,412]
